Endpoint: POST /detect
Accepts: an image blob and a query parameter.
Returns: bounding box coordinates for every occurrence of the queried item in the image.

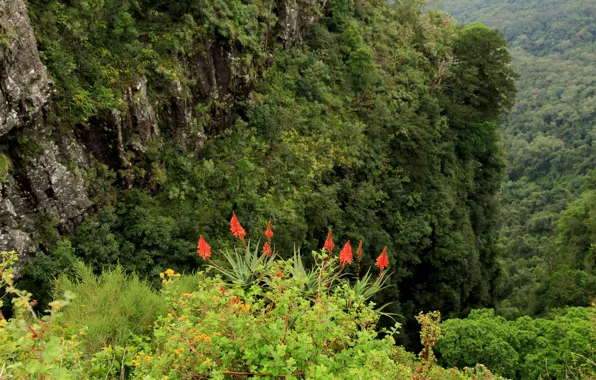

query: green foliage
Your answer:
[54,263,166,356]
[0,251,85,378]
[17,238,78,310]
[1,250,504,379]
[135,262,407,378]
[211,241,278,287]
[27,0,274,126]
[438,307,596,379]
[442,23,517,125]
[0,152,11,182]
[73,190,199,281]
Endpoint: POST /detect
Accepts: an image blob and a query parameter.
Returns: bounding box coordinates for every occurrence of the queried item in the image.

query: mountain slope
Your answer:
[0,0,515,344]
[432,0,596,315]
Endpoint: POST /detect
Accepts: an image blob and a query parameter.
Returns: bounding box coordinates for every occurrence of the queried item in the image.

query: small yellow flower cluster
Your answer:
[129,352,153,367]
[192,332,212,343]
[180,293,193,298]
[238,303,251,314]
[166,269,180,277]
[229,298,252,314]
[160,269,181,284]
[188,328,212,343]
[173,347,185,358]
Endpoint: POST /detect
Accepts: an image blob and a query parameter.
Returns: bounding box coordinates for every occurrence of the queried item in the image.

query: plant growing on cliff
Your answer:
[0,153,11,182]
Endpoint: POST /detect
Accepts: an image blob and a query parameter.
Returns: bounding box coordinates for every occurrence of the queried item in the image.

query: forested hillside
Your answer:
[433,0,596,316]
[0,0,516,342]
[0,0,524,375]
[423,0,596,378]
[3,0,596,377]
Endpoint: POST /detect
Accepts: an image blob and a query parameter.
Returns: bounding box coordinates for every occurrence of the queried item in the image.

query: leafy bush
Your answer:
[54,263,166,355]
[0,251,85,378]
[438,308,596,379]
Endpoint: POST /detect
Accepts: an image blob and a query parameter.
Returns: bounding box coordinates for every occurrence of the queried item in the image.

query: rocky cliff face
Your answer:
[0,0,324,259]
[1,0,53,256]
[0,0,50,136]
[0,0,101,259]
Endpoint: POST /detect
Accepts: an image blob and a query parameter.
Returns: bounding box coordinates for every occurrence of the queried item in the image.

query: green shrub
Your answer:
[54,262,166,356]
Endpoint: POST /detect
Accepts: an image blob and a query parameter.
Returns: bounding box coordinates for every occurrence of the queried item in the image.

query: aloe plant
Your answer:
[350,269,390,301]
[210,241,276,286]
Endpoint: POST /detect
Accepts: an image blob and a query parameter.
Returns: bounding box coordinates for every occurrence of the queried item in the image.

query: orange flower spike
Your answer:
[265,221,274,241]
[356,240,363,261]
[230,212,246,243]
[375,246,390,272]
[339,240,353,269]
[262,241,272,257]
[324,229,335,252]
[197,235,211,260]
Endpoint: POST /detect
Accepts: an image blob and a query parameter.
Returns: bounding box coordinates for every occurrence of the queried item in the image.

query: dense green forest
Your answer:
[434,0,596,317]
[1,0,595,377]
[424,0,596,378]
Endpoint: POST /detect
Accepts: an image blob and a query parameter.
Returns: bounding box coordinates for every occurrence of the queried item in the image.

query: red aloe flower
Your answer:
[230,212,246,244]
[324,229,335,252]
[356,240,363,261]
[375,246,389,272]
[339,240,353,269]
[197,235,211,260]
[262,241,272,257]
[356,240,364,278]
[265,221,274,241]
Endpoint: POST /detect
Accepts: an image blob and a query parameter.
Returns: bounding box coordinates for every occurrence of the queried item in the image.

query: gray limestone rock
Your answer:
[0,0,51,136]
[0,173,35,256]
[124,76,159,149]
[278,0,323,46]
[26,143,92,230]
